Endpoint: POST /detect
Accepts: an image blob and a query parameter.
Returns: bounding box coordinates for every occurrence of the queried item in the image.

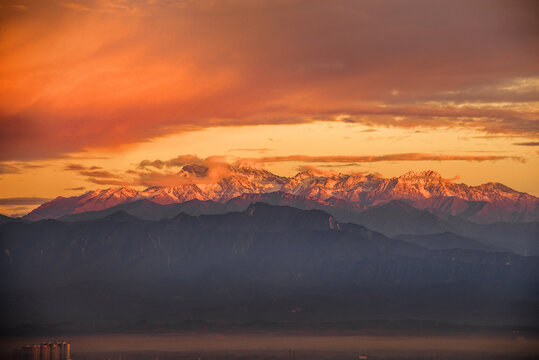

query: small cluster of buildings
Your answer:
[12,341,70,360]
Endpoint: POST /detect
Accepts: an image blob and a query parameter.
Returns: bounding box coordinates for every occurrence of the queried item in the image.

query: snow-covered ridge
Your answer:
[25,166,538,223]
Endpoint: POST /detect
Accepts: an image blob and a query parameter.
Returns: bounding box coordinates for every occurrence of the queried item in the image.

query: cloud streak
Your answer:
[65,186,86,191]
[514,141,539,147]
[138,155,203,169]
[63,163,102,171]
[0,0,537,160]
[128,152,524,188]
[135,156,236,187]
[0,197,51,205]
[0,163,21,174]
[62,162,127,186]
[252,153,525,164]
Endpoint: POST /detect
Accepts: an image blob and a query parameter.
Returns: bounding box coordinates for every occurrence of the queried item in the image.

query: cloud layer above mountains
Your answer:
[0,0,538,160]
[51,153,523,188]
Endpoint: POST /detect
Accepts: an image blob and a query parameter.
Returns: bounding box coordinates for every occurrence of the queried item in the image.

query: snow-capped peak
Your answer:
[292,170,317,180]
[399,170,442,180]
[24,166,538,223]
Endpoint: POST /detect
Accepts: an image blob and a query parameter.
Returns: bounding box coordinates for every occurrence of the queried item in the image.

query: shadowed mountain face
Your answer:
[395,232,505,252]
[57,193,539,256]
[0,214,19,226]
[1,203,538,327]
[24,166,539,224]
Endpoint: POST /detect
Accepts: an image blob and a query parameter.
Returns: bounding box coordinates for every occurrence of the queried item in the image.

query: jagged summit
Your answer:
[293,169,317,179]
[233,161,261,172]
[400,170,443,179]
[24,166,538,223]
[475,182,518,193]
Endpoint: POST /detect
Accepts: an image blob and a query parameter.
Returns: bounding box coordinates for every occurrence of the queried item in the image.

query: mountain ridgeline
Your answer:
[1,165,538,329]
[52,193,539,256]
[1,203,538,328]
[24,166,539,224]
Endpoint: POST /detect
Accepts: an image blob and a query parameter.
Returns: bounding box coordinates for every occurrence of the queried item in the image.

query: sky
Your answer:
[0,0,538,216]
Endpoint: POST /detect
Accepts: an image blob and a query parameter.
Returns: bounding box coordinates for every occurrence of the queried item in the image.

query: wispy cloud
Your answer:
[127,152,525,188]
[513,141,539,147]
[0,162,46,175]
[79,170,118,178]
[65,186,86,191]
[10,4,28,11]
[134,155,235,186]
[0,163,21,174]
[228,148,273,154]
[251,153,525,164]
[0,0,537,160]
[62,163,126,185]
[138,155,203,169]
[0,197,51,205]
[63,163,102,171]
[86,178,130,186]
[60,2,91,12]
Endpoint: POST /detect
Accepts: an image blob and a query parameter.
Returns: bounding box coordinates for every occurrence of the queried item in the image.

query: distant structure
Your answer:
[12,341,70,360]
[288,349,295,359]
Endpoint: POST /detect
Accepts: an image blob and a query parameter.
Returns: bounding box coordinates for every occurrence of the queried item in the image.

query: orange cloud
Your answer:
[228,148,273,154]
[0,0,537,161]
[134,156,235,187]
[138,155,204,169]
[0,163,21,174]
[63,163,102,171]
[126,153,524,188]
[252,154,525,164]
[79,170,119,178]
[0,197,50,205]
[514,142,539,146]
[444,175,462,182]
[62,162,127,185]
[86,178,130,186]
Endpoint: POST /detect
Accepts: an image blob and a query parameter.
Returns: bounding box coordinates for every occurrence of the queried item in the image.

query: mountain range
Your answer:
[2,203,538,327]
[46,192,537,256]
[2,165,538,330]
[23,164,539,224]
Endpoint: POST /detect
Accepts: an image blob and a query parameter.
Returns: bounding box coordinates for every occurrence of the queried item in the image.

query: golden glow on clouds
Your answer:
[0,0,538,215]
[1,122,537,216]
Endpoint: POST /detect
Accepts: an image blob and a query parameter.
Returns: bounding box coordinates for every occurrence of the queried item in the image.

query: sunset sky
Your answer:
[0,0,538,216]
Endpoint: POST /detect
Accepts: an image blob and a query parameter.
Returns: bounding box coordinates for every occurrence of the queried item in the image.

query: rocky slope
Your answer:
[24,165,538,223]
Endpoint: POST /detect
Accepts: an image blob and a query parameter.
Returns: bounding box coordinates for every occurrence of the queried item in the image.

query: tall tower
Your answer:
[40,343,50,360]
[60,342,70,360]
[31,345,40,360]
[50,344,60,360]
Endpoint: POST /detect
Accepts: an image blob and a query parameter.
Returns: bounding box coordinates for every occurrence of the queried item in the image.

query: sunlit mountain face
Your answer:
[1,0,539,219]
[0,0,538,358]
[24,164,538,224]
